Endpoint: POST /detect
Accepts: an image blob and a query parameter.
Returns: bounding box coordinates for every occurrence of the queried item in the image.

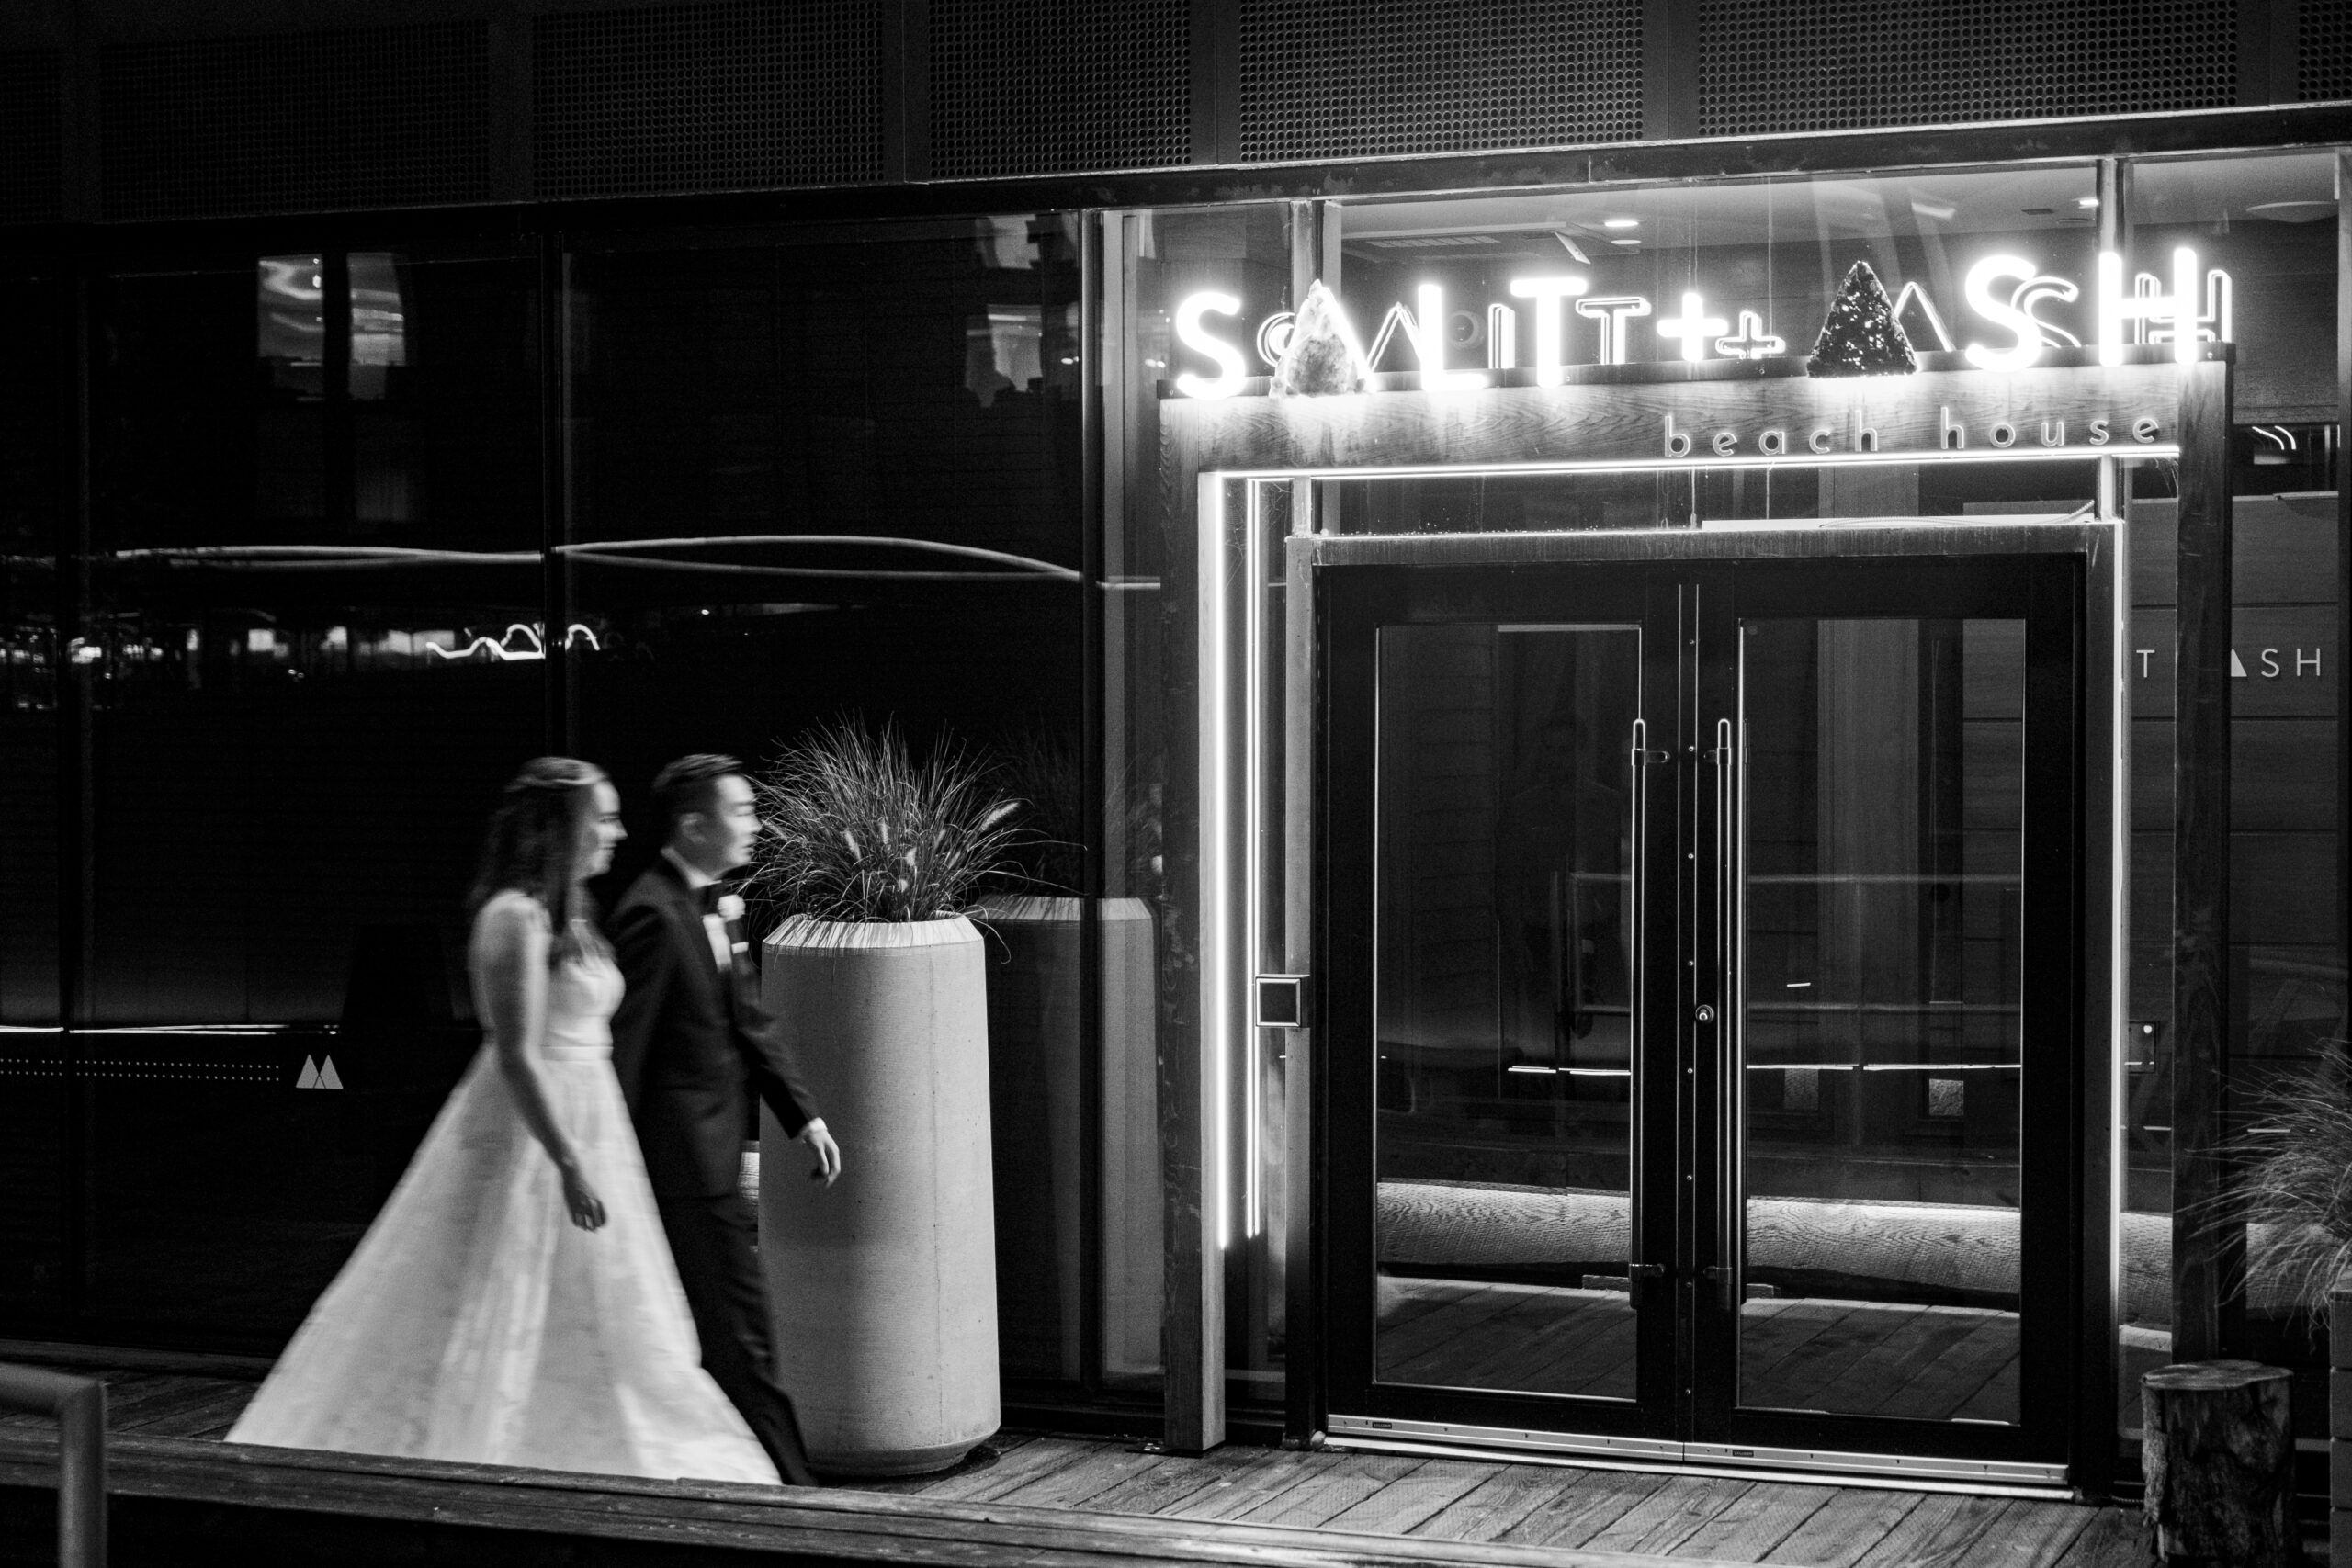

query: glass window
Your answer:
[82,246,541,1344]
[2122,151,2343,1441]
[0,271,67,1326]
[561,218,1090,1391]
[1106,203,1294,1397]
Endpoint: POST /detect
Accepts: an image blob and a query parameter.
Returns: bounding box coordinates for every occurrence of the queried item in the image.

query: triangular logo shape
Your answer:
[296,1056,320,1089]
[317,1056,344,1090]
[2230,649,2248,678]
[1890,280,1954,352]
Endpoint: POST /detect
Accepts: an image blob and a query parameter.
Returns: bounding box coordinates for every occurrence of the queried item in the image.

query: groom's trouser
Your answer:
[656,1191,821,1486]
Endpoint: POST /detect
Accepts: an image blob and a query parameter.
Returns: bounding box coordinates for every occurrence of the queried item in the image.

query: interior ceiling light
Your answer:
[2075,196,2100,209]
[1610,238,1641,247]
[1363,233,1503,249]
[1909,197,1957,222]
[1602,217,1640,230]
[2248,199,2336,223]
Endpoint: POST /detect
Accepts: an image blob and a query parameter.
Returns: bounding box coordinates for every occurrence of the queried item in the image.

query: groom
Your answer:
[610,752,843,1488]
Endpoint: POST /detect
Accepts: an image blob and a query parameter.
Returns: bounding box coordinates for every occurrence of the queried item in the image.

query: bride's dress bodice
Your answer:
[541,947,622,1059]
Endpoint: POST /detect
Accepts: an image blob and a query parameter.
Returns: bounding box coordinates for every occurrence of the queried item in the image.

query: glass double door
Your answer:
[1322,554,2082,1479]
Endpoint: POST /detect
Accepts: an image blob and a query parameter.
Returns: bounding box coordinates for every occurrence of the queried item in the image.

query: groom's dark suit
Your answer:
[610,853,822,1486]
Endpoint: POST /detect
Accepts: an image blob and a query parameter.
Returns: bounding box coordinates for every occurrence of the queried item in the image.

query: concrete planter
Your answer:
[973,896,1160,1385]
[758,914,1000,1477]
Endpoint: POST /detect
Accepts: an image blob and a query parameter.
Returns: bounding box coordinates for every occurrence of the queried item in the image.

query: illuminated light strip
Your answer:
[2106,479,2132,1378]
[1197,475,1232,1255]
[1240,480,1263,1244]
[1201,444,2178,484]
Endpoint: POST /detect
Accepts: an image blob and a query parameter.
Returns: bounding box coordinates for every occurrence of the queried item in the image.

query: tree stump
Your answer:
[2141,1359,2295,1567]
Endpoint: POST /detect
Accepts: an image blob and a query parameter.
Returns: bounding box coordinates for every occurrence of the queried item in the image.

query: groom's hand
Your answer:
[801,1122,842,1187]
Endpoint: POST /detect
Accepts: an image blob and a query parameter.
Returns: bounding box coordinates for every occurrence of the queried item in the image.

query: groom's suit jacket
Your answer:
[609,856,821,1201]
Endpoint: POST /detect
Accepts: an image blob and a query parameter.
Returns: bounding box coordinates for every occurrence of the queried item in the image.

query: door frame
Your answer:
[1295,525,2118,1489]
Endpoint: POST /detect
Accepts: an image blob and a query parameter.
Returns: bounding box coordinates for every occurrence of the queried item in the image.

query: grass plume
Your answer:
[744,718,1025,923]
[2212,1043,2352,1318]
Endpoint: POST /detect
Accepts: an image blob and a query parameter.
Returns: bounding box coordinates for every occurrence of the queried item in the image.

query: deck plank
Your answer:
[2046,1507,2147,1568]
[1760,1485,1925,1567]
[1157,1447,1342,1521]
[1403,1462,1577,1543]
[1317,1458,1495,1535]
[1668,1477,1838,1562]
[1499,1467,1673,1550]
[1074,1454,1236,1517]
[908,1435,1089,1502]
[1578,1475,1755,1556]
[1238,1450,1428,1529]
[987,1442,1168,1509]
[1847,1491,2041,1568]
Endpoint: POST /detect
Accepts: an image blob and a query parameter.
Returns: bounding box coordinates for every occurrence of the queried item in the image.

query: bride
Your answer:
[229,758,781,1484]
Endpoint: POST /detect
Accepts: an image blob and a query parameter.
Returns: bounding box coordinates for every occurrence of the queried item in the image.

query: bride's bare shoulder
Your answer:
[471,891,551,953]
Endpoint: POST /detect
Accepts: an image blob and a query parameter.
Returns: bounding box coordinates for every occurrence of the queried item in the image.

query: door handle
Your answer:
[1707,716,1742,1318]
[1627,1261,1668,1310]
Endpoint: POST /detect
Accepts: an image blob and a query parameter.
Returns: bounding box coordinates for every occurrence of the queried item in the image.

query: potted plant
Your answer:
[743,718,1023,1476]
[973,731,1164,1387]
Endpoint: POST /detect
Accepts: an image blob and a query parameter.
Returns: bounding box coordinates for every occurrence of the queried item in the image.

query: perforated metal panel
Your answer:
[2303,3,2352,102]
[0,51,62,227]
[533,1,883,197]
[1238,0,1641,164]
[1697,0,2234,136]
[930,0,1189,178]
[99,25,490,220]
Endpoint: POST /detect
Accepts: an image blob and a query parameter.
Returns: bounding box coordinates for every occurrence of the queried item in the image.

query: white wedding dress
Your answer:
[229,894,779,1484]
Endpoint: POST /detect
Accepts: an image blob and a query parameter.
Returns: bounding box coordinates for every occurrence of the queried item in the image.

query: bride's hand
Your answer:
[560,1163,607,1231]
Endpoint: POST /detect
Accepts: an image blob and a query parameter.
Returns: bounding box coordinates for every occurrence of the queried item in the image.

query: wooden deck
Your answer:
[0,1364,2189,1566]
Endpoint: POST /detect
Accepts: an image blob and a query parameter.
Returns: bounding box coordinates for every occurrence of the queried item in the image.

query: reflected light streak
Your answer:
[425,623,603,662]
[107,535,1083,583]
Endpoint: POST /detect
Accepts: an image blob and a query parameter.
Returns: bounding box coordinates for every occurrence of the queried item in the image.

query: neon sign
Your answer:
[1169,249,2232,396]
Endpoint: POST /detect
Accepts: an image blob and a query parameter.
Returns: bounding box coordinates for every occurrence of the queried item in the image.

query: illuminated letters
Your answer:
[1577,296,1652,365]
[2098,247,2207,367]
[1173,291,1248,399]
[1657,291,1728,361]
[1507,274,1589,385]
[1714,310,1785,360]
[1254,311,1295,368]
[1962,255,2043,371]
[1662,414,1692,457]
[1486,304,1517,371]
[1366,285,1484,390]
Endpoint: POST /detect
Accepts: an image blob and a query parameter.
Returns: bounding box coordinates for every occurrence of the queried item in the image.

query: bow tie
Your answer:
[697,884,730,916]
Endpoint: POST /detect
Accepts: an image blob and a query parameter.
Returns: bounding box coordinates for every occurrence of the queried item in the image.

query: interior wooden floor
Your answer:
[0,1364,2192,1566]
[1379,1279,2018,1422]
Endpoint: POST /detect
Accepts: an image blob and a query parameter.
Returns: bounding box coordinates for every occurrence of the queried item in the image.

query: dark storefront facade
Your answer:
[1,0,2348,1501]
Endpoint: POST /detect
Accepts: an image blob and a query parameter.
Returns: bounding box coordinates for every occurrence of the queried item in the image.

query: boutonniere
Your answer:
[717,893,746,923]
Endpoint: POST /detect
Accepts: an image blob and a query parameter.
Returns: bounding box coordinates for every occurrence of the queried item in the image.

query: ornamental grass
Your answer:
[745,718,1024,924]
[2214,1043,2352,1318]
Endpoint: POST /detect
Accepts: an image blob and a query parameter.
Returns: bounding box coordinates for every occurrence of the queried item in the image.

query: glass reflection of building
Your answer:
[0,5,2341,1502]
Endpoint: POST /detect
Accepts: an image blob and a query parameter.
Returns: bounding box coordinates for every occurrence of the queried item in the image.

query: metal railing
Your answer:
[0,1363,106,1568]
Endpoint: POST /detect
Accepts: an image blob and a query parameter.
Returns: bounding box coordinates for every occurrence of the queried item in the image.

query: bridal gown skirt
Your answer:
[229,1043,780,1485]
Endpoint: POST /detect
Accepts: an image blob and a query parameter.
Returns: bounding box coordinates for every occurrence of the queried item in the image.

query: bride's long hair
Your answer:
[469,757,609,966]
